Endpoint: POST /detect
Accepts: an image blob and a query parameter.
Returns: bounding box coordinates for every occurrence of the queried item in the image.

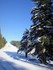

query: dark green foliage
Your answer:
[30,0,53,64]
[19,29,30,57]
[21,29,29,51]
[0,33,7,49]
[10,41,20,47]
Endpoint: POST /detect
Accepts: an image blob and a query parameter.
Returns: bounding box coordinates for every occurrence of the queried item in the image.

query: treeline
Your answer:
[18,0,53,64]
[0,33,7,49]
[10,41,20,47]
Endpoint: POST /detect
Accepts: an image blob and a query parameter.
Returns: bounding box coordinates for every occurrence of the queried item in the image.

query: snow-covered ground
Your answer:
[0,43,53,70]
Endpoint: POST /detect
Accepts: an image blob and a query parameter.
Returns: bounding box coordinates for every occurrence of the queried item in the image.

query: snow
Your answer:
[0,42,18,52]
[0,43,53,70]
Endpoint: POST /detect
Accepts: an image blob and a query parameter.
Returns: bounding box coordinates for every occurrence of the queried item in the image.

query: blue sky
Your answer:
[0,0,34,42]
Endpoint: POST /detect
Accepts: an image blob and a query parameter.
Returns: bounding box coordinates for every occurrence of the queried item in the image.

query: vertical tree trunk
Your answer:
[25,52,27,58]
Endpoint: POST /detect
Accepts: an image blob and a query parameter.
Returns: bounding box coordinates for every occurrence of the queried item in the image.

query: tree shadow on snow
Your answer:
[5,51,53,70]
[0,57,27,70]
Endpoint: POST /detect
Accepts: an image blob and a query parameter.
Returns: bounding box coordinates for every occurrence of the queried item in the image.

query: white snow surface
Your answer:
[0,42,53,70]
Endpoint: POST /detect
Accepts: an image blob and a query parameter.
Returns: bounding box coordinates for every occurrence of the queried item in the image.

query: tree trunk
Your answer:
[25,52,27,58]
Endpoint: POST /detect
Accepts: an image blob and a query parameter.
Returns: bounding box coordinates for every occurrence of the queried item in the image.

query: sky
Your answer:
[0,0,34,42]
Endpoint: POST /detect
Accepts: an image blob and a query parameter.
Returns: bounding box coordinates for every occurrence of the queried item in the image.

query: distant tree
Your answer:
[2,37,7,45]
[10,41,20,47]
[0,29,7,48]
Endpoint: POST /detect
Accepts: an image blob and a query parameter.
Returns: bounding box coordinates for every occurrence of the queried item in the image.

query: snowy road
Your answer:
[0,43,53,70]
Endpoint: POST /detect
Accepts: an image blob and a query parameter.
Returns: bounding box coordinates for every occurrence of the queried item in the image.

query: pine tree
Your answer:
[30,0,53,64]
[20,29,29,57]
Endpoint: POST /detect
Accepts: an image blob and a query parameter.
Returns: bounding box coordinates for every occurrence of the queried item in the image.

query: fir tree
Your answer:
[19,29,29,57]
[30,0,53,64]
